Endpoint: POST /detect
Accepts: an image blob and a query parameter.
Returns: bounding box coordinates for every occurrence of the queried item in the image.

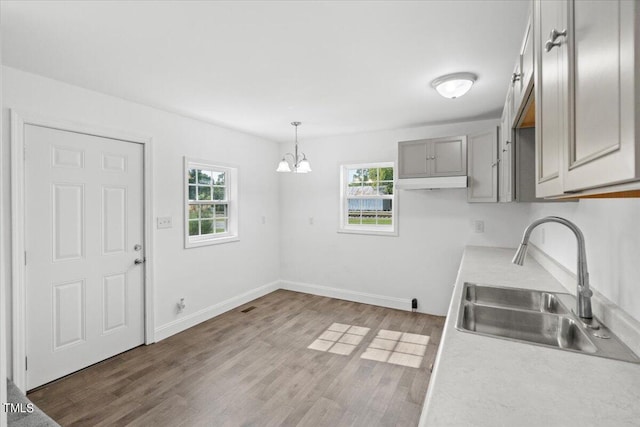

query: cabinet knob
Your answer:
[545,28,567,52]
[511,72,522,84]
[491,159,501,167]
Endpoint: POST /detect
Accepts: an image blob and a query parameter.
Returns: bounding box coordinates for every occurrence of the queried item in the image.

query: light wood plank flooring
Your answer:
[28,290,445,426]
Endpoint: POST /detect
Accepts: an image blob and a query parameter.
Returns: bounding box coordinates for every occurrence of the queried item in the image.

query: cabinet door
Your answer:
[563,0,638,191]
[468,128,498,203]
[398,140,429,178]
[431,136,467,176]
[500,104,514,202]
[520,16,534,96]
[534,0,568,198]
[509,62,521,124]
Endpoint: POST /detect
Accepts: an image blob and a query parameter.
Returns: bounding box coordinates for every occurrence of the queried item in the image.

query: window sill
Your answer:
[337,227,398,237]
[185,235,240,249]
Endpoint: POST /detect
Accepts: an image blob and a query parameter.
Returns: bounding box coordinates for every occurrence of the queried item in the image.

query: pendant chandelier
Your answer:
[276,121,312,173]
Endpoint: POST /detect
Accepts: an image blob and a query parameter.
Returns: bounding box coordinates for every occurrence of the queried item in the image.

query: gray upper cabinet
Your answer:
[468,128,499,203]
[398,140,429,177]
[534,0,567,198]
[564,0,638,192]
[534,0,640,197]
[513,15,534,116]
[398,136,467,178]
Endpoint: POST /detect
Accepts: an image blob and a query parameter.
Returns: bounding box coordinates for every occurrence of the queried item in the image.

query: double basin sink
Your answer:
[456,283,640,363]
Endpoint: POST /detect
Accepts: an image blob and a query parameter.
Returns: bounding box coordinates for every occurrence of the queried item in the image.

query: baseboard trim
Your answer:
[154,280,280,342]
[280,280,411,312]
[529,243,640,356]
[155,279,413,342]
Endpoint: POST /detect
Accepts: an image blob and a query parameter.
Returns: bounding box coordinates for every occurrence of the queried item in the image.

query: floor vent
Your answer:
[241,306,256,313]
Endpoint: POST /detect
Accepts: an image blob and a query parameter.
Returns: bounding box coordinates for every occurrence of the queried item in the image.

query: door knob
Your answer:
[134,258,144,265]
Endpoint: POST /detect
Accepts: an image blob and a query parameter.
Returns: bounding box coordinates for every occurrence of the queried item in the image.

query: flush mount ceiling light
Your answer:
[276,121,312,174]
[431,72,477,99]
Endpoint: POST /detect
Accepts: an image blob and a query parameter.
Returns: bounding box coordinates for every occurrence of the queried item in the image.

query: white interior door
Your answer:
[24,124,145,390]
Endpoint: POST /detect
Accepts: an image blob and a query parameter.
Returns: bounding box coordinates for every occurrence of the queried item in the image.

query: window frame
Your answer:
[184,157,239,248]
[339,161,398,236]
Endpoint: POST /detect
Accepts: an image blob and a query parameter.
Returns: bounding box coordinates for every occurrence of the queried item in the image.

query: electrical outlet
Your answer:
[157,216,172,229]
[474,220,485,233]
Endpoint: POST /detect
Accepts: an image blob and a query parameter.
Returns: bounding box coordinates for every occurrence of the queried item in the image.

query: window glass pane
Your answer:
[215,219,228,233]
[347,199,362,225]
[360,198,383,225]
[198,170,212,185]
[348,185,363,196]
[348,168,364,185]
[189,220,199,236]
[201,205,213,219]
[188,169,197,184]
[201,219,214,235]
[215,204,227,216]
[213,187,225,200]
[188,185,196,201]
[379,167,393,180]
[377,199,393,225]
[189,204,199,219]
[198,186,212,200]
[213,171,225,185]
[379,181,394,195]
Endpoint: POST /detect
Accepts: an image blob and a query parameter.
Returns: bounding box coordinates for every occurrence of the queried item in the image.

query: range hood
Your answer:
[395,176,468,190]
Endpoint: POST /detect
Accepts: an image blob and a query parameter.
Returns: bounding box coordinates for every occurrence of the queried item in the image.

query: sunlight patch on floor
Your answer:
[307,324,430,368]
[360,329,430,368]
[307,323,371,356]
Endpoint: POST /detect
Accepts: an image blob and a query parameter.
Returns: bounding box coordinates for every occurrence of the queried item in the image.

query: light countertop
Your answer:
[419,246,640,427]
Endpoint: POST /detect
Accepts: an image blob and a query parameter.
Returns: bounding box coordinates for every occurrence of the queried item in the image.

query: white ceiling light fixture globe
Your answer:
[431,72,477,99]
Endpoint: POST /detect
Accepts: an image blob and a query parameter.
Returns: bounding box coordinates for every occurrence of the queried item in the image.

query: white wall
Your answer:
[2,67,281,376]
[279,120,532,315]
[528,199,640,323]
[0,32,7,427]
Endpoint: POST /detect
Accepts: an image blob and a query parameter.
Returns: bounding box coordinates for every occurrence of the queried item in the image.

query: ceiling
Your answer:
[1,1,530,142]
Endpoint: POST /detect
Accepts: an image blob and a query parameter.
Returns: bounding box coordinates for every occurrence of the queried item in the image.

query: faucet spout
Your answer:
[512,216,593,319]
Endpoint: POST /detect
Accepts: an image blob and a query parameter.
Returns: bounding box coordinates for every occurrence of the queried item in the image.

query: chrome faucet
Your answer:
[512,216,593,319]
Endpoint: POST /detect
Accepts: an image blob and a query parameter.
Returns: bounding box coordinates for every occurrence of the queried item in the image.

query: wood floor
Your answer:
[28,290,445,426]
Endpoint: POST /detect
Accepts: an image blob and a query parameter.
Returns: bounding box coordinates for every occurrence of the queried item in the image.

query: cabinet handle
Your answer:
[506,140,511,145]
[545,28,567,52]
[491,159,501,167]
[511,72,522,84]
[502,148,507,153]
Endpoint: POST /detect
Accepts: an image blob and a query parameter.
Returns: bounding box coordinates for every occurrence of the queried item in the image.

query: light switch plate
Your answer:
[473,220,484,233]
[157,216,172,229]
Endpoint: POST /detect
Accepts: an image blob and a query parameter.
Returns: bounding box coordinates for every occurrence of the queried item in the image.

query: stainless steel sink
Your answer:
[464,283,570,315]
[456,283,640,363]
[460,303,597,353]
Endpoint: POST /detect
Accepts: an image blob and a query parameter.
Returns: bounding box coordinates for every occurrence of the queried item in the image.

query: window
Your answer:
[184,158,238,248]
[339,162,397,235]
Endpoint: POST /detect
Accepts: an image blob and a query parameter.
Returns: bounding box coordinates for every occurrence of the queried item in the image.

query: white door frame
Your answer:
[10,109,156,392]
